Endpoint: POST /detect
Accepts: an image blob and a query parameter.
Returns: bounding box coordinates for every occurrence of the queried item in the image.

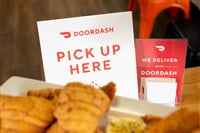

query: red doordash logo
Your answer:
[155,45,165,52]
[60,32,71,38]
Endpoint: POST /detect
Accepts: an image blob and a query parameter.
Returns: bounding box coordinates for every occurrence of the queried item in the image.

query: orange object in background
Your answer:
[128,0,190,38]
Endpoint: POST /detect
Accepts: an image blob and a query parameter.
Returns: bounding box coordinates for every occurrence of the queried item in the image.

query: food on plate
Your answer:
[47,82,116,133]
[45,123,66,133]
[146,108,200,133]
[27,82,116,102]
[106,117,146,133]
[1,80,199,133]
[100,82,116,102]
[28,88,61,100]
[46,123,103,133]
[18,81,116,133]
[105,108,200,133]
[0,94,55,133]
[141,114,163,125]
[191,129,200,133]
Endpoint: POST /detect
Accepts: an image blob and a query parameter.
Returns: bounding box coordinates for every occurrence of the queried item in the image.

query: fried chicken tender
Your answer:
[46,123,64,133]
[0,128,39,133]
[141,115,163,125]
[27,88,61,100]
[100,82,116,102]
[146,108,200,133]
[191,129,200,133]
[46,122,103,133]
[46,82,116,133]
[27,82,116,102]
[0,81,116,133]
[0,94,55,133]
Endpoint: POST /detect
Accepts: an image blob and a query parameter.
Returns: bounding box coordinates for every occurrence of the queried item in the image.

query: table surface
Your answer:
[181,66,200,111]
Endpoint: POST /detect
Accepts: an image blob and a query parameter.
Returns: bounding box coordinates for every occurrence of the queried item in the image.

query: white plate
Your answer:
[0,76,177,118]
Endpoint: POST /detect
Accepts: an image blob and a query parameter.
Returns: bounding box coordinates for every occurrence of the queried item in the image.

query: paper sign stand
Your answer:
[37,12,139,99]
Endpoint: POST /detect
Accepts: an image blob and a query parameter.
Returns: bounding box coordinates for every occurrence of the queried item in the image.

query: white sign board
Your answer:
[37,11,138,99]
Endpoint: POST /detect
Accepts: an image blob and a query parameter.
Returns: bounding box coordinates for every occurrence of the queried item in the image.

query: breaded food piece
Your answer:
[0,128,39,133]
[191,129,200,133]
[146,108,200,133]
[0,81,116,133]
[0,94,12,108]
[0,119,44,132]
[27,82,116,102]
[141,115,163,125]
[100,82,116,102]
[27,88,61,100]
[46,123,64,133]
[0,94,55,133]
[54,82,116,133]
[46,122,103,133]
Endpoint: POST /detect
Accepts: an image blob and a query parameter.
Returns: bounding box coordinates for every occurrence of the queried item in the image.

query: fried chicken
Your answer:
[141,114,163,125]
[2,81,200,133]
[27,88,61,100]
[46,82,116,133]
[100,82,116,102]
[46,123,103,133]
[1,81,116,133]
[0,94,55,133]
[146,108,200,133]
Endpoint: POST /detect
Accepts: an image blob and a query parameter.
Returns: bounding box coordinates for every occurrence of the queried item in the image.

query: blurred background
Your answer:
[0,0,200,84]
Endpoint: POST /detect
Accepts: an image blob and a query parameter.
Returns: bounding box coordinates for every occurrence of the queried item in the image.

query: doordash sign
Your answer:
[135,39,187,105]
[37,12,138,99]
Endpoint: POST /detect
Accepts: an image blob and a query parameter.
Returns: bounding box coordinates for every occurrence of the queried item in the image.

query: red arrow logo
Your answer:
[60,32,71,38]
[155,45,165,52]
